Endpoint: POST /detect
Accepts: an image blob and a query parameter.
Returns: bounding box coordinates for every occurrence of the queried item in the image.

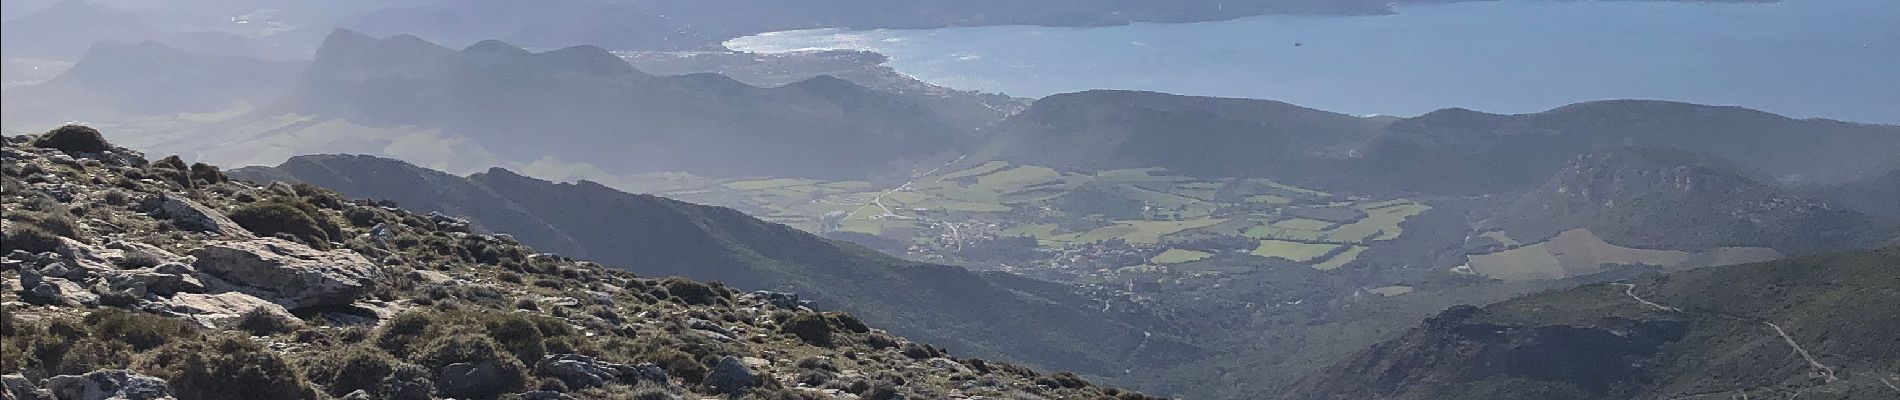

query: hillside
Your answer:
[339,0,709,51]
[1490,146,1887,254]
[0,41,304,127]
[976,90,1386,177]
[1,126,1159,399]
[1284,246,1900,399]
[227,154,1194,378]
[197,29,969,179]
[1363,100,1900,194]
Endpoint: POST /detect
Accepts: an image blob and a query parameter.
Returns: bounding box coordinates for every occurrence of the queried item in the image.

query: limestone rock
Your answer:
[189,238,382,309]
[147,195,248,236]
[43,370,173,400]
[161,292,299,330]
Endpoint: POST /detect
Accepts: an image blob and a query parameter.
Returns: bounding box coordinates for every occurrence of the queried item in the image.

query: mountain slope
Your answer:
[1285,246,1900,400]
[224,29,969,179]
[1,41,304,126]
[229,154,1193,377]
[339,0,708,51]
[1363,100,1900,193]
[1,126,1160,399]
[1490,146,1887,254]
[976,90,1386,177]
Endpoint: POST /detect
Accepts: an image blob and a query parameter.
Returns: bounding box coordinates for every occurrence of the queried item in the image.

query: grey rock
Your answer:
[162,292,300,330]
[748,290,808,310]
[3,374,51,400]
[101,270,204,297]
[535,354,627,389]
[147,195,248,236]
[43,370,172,400]
[436,362,504,399]
[189,238,383,309]
[520,391,571,400]
[24,278,96,307]
[705,356,758,394]
[337,390,372,400]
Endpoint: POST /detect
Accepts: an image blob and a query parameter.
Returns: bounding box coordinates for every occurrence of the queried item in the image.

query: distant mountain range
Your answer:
[210,29,971,179]
[976,90,1385,178]
[1285,246,1900,399]
[1,41,304,125]
[976,93,1900,196]
[1490,146,1889,254]
[228,154,1197,377]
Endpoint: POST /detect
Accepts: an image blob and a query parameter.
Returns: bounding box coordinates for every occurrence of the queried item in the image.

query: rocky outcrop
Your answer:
[43,370,173,400]
[159,292,299,330]
[146,195,249,236]
[532,354,662,390]
[189,238,383,309]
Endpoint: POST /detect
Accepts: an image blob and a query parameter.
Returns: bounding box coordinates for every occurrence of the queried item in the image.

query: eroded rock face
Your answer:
[43,370,174,400]
[146,195,249,236]
[189,238,382,309]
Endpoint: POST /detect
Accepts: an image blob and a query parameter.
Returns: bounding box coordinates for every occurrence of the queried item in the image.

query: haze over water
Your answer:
[728,0,1900,123]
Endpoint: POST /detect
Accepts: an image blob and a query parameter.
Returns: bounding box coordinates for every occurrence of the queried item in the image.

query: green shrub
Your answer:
[780,314,835,347]
[661,278,723,306]
[414,331,528,399]
[644,348,709,385]
[32,125,110,153]
[1,224,64,254]
[229,197,338,247]
[301,345,399,397]
[236,307,301,336]
[84,308,199,351]
[481,313,548,364]
[376,310,439,356]
[137,334,322,400]
[188,163,227,184]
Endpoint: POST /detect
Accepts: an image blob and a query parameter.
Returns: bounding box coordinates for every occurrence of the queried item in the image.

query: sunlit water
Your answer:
[728,0,1900,123]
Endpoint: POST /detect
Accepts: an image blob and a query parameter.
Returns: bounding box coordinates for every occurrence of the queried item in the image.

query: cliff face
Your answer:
[0,126,1160,400]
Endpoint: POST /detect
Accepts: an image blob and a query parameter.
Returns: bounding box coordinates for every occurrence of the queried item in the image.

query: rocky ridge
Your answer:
[0,125,1156,400]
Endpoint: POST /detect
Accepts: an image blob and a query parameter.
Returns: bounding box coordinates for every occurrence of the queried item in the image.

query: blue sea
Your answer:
[727,0,1900,123]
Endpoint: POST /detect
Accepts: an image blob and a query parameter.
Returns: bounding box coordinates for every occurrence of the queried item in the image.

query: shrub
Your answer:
[188,163,227,184]
[661,278,723,306]
[644,348,708,385]
[779,314,835,347]
[236,308,301,336]
[825,312,869,334]
[375,310,438,356]
[84,308,199,351]
[413,331,528,399]
[137,334,322,400]
[481,313,548,364]
[1,224,64,254]
[228,197,337,247]
[301,345,399,397]
[32,125,110,153]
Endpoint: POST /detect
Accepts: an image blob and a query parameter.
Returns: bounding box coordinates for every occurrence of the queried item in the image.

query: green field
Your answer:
[1151,249,1214,264]
[1325,202,1431,243]
[1312,246,1367,270]
[1252,240,1341,262]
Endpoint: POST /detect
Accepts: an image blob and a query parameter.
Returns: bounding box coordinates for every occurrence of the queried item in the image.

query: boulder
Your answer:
[146,195,248,236]
[435,362,504,399]
[100,270,204,298]
[189,238,382,309]
[161,292,299,330]
[42,370,173,400]
[23,278,96,307]
[535,354,633,389]
[3,374,50,400]
[705,356,758,394]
